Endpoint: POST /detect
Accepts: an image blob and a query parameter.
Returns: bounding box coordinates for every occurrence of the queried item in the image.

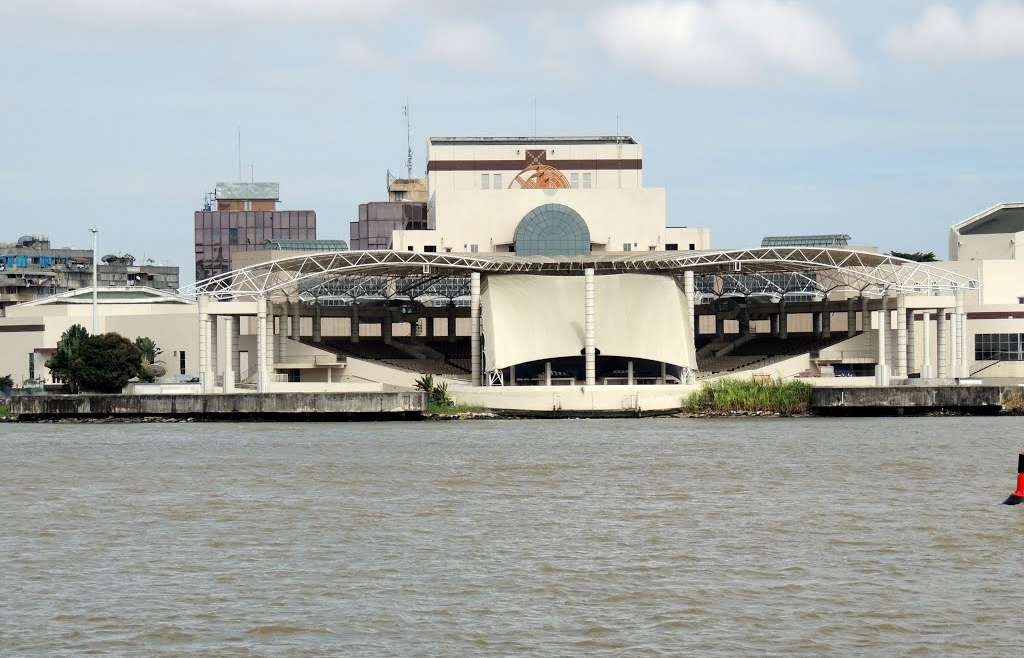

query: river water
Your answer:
[2,418,1023,656]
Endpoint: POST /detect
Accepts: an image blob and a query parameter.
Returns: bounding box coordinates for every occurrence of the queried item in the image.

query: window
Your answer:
[623,243,632,252]
[407,246,414,251]
[481,173,490,189]
[424,245,437,253]
[975,333,1024,361]
[469,244,479,253]
[665,243,679,251]
[228,228,239,245]
[689,243,696,250]
[513,204,591,256]
[570,173,579,189]
[582,173,592,189]
[493,174,502,189]
[179,351,186,375]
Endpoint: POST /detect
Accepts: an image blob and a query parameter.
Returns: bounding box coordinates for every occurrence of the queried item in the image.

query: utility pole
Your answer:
[403,100,413,179]
[89,227,99,333]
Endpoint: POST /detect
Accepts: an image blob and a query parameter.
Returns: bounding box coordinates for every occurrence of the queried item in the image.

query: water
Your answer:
[2,418,1023,657]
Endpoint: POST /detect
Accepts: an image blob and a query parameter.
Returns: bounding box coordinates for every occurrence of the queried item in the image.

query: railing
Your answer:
[817,350,875,361]
[971,360,1002,377]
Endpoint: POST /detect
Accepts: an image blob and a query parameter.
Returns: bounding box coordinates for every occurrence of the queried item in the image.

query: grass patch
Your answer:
[1003,392,1024,415]
[686,378,812,416]
[426,401,488,416]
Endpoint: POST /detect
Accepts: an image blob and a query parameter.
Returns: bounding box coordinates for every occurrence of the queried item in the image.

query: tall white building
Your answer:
[389,136,710,255]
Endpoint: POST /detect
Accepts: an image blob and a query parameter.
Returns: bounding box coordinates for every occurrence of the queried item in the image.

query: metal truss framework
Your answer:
[179,248,980,302]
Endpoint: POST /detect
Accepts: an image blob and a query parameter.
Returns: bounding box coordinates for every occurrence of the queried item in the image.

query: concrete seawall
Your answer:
[10,392,426,421]
[811,386,1010,415]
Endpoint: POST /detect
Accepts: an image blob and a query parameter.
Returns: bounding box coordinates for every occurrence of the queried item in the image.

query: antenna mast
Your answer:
[403,100,413,179]
[237,127,242,182]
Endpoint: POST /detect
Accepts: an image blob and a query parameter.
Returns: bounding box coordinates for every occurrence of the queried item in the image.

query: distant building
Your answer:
[194,182,316,281]
[761,234,852,248]
[0,235,178,313]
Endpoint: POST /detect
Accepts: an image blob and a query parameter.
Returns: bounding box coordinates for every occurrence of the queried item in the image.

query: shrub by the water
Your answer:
[686,378,812,416]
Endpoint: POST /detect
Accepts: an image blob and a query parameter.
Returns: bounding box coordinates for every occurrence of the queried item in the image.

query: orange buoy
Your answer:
[1003,454,1024,506]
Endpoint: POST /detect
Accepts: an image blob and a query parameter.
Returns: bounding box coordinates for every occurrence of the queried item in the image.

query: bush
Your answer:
[415,374,454,410]
[0,374,12,396]
[46,325,146,393]
[686,378,812,416]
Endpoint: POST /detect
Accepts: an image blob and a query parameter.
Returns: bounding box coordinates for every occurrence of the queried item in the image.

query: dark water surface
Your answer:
[2,418,1023,656]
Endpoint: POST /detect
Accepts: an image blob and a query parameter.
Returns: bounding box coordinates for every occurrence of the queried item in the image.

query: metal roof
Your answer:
[761,235,851,247]
[215,182,280,200]
[951,203,1024,236]
[263,239,349,252]
[181,248,979,301]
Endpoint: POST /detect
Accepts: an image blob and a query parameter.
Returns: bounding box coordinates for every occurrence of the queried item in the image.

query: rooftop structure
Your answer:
[761,235,851,248]
[949,203,1024,261]
[263,239,348,252]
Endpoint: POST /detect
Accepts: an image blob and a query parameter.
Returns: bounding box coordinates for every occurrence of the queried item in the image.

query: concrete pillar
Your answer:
[739,304,751,336]
[821,299,831,339]
[715,314,726,340]
[223,315,235,393]
[197,295,212,394]
[275,308,286,362]
[425,315,435,339]
[471,272,481,386]
[509,364,516,386]
[683,271,696,341]
[584,268,596,386]
[895,295,907,378]
[661,362,668,384]
[955,289,968,378]
[447,302,457,343]
[230,315,241,384]
[544,361,552,386]
[770,313,780,337]
[256,299,268,393]
[291,302,300,341]
[351,303,360,343]
[905,307,915,377]
[950,299,960,379]
[209,314,218,384]
[812,312,822,338]
[921,310,935,379]
[861,295,870,334]
[312,304,322,343]
[382,308,392,343]
[875,293,890,386]
[847,298,857,338]
[779,300,788,339]
[937,308,948,379]
[627,360,635,386]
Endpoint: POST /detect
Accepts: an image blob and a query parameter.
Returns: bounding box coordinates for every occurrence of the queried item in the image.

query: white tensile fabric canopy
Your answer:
[480,273,696,371]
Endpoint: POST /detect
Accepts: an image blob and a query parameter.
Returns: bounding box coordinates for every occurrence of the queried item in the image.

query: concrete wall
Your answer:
[450,383,697,413]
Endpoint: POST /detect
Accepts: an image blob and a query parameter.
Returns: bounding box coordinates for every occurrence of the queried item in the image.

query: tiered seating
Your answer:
[318,338,471,375]
[697,334,847,377]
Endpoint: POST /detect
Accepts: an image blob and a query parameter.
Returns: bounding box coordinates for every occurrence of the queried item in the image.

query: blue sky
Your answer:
[3,0,1024,283]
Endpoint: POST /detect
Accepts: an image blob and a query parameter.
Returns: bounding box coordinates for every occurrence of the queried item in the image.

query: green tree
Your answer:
[74,333,144,393]
[890,250,938,262]
[134,337,164,383]
[0,373,13,394]
[45,324,90,393]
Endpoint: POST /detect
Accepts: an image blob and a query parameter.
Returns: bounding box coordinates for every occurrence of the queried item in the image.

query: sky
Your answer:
[4,0,1024,284]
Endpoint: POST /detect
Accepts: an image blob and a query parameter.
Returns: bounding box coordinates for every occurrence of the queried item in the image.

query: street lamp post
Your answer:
[89,227,99,333]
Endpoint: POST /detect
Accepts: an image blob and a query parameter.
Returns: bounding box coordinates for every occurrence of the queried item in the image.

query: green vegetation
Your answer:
[890,250,938,263]
[686,378,813,416]
[45,324,151,393]
[134,337,165,383]
[415,374,454,409]
[0,402,9,418]
[0,374,12,393]
[1003,392,1024,415]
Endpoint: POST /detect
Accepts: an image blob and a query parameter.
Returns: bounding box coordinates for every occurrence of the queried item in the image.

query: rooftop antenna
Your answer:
[403,100,413,179]
[237,127,242,182]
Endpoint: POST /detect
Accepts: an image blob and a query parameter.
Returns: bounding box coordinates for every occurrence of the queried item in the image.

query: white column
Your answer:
[256,300,268,393]
[509,364,516,387]
[895,295,907,378]
[470,272,481,386]
[312,304,322,342]
[905,307,915,377]
[276,307,286,362]
[544,361,552,386]
[627,360,634,385]
[875,293,889,386]
[584,268,596,386]
[197,295,213,394]
[921,311,934,379]
[936,308,948,379]
[955,289,968,379]
[950,300,960,379]
[661,362,668,384]
[223,315,236,393]
[209,315,218,386]
[291,302,300,341]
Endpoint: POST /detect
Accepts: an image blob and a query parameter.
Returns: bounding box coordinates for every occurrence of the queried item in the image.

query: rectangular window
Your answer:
[408,246,414,251]
[665,243,678,251]
[470,244,479,253]
[570,173,579,189]
[179,351,186,375]
[481,174,490,189]
[228,228,239,244]
[975,333,1024,361]
[622,243,632,252]
[424,245,437,253]
[582,173,592,189]
[493,174,502,189]
[689,243,696,250]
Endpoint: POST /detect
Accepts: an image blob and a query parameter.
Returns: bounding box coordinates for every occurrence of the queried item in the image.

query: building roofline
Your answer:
[952,202,1024,233]
[428,136,638,146]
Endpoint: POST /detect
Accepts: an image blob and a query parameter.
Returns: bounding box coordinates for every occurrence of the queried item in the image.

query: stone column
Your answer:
[351,302,360,343]
[312,304,322,343]
[905,307,915,377]
[936,308,948,379]
[197,295,212,393]
[584,268,596,386]
[875,293,889,386]
[895,295,907,378]
[779,300,788,339]
[470,272,481,386]
[256,299,268,393]
[921,310,935,379]
[950,296,960,379]
[956,289,968,379]
[223,315,236,393]
[847,298,857,337]
[291,302,300,341]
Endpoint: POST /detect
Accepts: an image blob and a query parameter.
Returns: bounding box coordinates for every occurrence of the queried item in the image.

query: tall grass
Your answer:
[0,403,10,418]
[686,378,812,416]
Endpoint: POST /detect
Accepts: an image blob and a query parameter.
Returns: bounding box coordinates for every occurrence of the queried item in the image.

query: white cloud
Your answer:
[885,1,1024,61]
[590,0,857,85]
[421,20,505,69]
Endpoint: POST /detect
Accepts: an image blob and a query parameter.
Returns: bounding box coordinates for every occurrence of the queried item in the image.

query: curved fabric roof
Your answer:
[180,248,980,301]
